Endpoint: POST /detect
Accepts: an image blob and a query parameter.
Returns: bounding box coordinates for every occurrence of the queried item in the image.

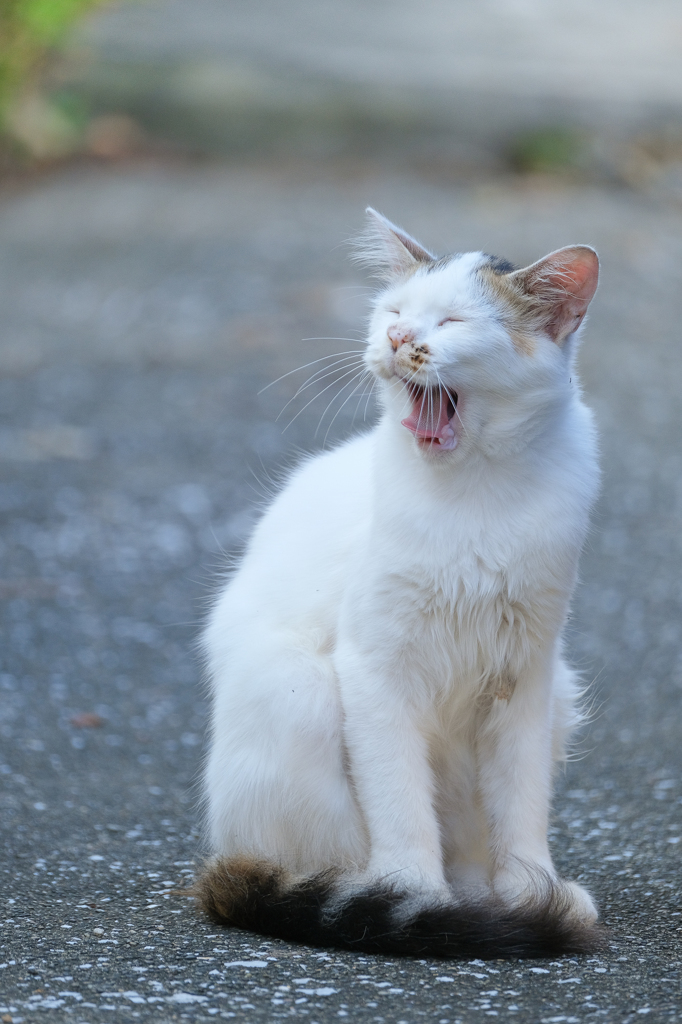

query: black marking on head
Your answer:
[482,254,517,275]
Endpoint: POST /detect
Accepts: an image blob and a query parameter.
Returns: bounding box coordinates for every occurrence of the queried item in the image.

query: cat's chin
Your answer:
[413,435,458,455]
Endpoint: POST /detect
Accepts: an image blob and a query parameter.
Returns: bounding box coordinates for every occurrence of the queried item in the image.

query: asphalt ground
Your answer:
[1,156,681,1022]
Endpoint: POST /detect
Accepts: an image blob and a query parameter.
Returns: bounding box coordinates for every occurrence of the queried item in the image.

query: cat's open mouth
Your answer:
[401,382,458,451]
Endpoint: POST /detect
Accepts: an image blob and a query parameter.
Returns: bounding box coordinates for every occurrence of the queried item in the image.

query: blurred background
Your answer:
[2,2,682,1018]
[3,0,682,178]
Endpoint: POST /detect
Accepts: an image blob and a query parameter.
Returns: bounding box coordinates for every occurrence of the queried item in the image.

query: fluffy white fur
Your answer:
[202,209,601,928]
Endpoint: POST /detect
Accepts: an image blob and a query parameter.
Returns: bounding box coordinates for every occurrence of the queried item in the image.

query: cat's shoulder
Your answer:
[276,429,375,498]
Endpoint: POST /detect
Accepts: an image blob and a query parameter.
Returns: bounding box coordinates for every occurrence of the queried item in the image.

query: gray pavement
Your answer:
[1,154,682,1022]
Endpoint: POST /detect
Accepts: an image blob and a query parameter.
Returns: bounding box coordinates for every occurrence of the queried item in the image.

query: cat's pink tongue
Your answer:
[402,387,457,450]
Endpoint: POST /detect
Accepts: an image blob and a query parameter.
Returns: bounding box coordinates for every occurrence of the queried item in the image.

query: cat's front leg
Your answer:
[477,652,598,925]
[334,640,449,901]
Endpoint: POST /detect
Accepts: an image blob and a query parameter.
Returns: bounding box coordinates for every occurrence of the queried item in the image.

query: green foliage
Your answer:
[508,127,585,174]
[0,0,106,136]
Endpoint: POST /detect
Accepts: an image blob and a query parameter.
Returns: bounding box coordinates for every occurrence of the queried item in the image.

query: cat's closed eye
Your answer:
[438,317,464,326]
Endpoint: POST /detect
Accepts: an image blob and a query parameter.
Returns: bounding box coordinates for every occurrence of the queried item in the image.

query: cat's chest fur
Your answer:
[337,418,591,698]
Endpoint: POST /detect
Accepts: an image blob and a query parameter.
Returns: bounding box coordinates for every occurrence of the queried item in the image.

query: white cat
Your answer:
[196,209,602,957]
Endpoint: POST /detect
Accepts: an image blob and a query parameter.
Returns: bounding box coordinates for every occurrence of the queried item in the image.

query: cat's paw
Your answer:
[492,867,539,909]
[446,863,492,904]
[355,864,452,905]
[560,879,599,925]
[493,868,598,925]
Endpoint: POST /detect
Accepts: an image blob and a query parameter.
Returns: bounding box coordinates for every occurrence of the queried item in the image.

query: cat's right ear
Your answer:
[353,208,435,280]
[509,245,600,345]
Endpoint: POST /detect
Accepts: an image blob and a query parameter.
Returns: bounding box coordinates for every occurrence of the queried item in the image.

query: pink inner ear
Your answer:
[533,247,599,343]
[559,251,600,306]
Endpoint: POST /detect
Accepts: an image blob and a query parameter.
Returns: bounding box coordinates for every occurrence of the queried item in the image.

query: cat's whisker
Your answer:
[396,376,416,420]
[281,365,368,433]
[322,378,374,447]
[359,375,379,424]
[286,358,365,406]
[435,369,470,442]
[259,351,365,395]
[205,523,230,560]
[276,357,366,420]
[364,377,378,420]
[301,336,368,346]
[321,369,374,444]
[290,354,366,393]
[247,460,282,506]
[314,367,372,442]
[450,395,469,439]
[349,378,366,433]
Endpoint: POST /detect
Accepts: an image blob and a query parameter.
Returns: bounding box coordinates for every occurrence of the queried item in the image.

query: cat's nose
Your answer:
[387,324,415,351]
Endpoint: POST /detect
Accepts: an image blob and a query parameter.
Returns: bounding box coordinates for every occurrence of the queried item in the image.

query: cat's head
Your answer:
[359,208,599,461]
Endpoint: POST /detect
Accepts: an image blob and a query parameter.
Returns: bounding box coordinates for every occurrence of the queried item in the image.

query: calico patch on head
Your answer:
[360,207,598,348]
[481,254,517,276]
[360,208,599,457]
[480,246,600,353]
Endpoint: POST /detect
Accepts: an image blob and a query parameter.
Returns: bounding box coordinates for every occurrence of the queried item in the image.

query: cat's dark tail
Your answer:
[192,857,605,959]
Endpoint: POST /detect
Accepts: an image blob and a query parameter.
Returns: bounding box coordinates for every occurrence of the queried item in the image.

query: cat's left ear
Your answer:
[510,245,599,345]
[354,208,436,279]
